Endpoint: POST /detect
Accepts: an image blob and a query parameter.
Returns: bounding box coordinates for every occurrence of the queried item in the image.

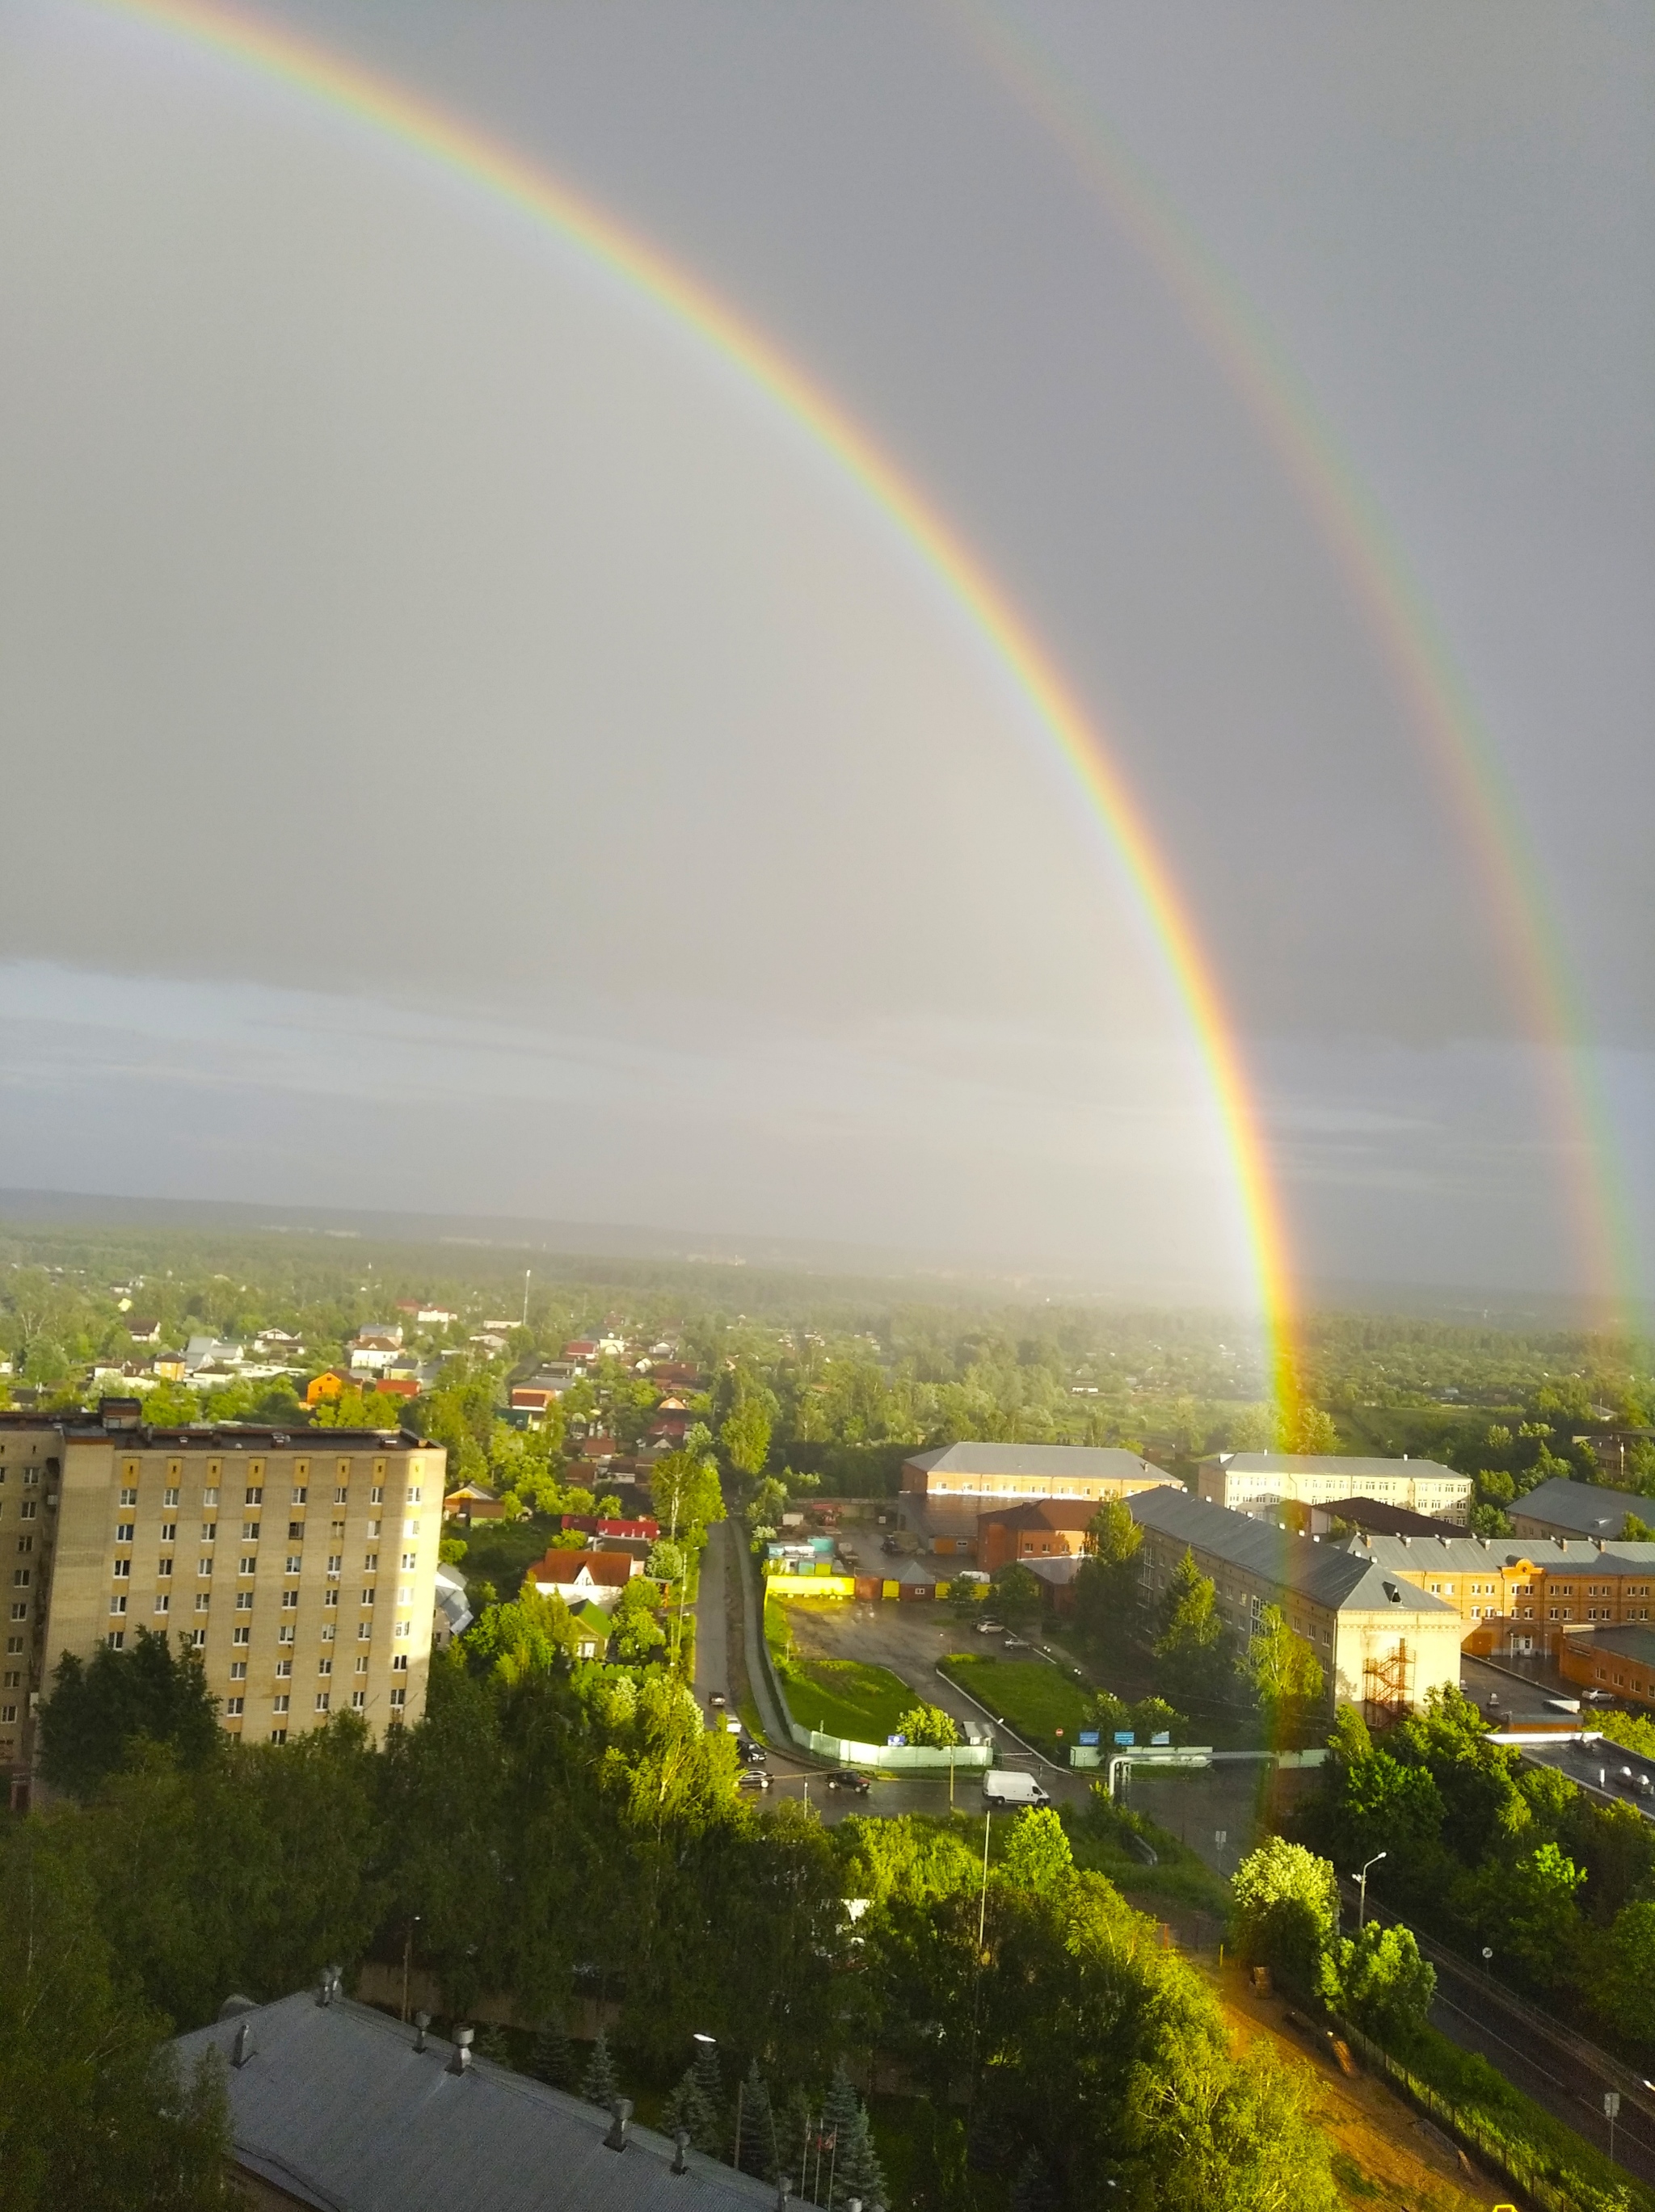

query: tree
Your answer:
[664,2062,722,2153]
[1320,1920,1435,2048]
[1153,1549,1229,1706]
[37,1628,219,1800]
[1240,1605,1324,1730]
[646,1539,686,1586]
[651,1447,725,1546]
[582,2028,619,2107]
[611,1577,667,1665]
[530,2014,574,2089]
[721,1398,773,1482]
[998,1806,1073,1894]
[992,1561,1041,1617]
[1589,1900,1655,2045]
[1072,1499,1143,1648]
[462,1580,578,1684]
[893,1702,960,1748]
[1230,1838,1339,1993]
[734,2059,776,2176]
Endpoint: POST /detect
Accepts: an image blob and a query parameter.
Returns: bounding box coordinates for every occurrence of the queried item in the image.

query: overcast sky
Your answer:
[1,0,1649,1310]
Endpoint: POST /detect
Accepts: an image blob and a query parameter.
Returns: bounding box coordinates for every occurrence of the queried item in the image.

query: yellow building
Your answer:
[1341,1529,1655,1659]
[1,1415,64,1805]
[16,1402,444,1786]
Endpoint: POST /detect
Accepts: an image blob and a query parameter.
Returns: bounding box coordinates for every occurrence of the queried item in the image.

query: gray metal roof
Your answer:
[906,1443,1154,1478]
[171,1993,779,2212]
[1345,1527,1655,1573]
[1126,1486,1459,1616]
[1203,1453,1463,1482]
[1510,1476,1648,1539]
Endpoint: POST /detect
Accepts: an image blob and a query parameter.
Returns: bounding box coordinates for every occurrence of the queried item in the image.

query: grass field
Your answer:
[781,1657,916,1744]
[940,1653,1090,1749]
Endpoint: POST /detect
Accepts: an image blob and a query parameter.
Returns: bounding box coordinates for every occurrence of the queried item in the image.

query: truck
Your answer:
[983,1768,1051,1809]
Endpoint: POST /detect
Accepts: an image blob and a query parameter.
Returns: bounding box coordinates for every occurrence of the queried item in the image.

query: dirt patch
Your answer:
[1213,1964,1506,2210]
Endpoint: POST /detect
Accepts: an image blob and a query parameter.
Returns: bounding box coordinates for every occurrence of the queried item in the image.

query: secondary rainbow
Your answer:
[91,0,1304,1401]
[946,0,1638,1325]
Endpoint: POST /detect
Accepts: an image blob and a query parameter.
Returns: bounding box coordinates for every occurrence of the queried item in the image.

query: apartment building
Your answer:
[0,1415,64,1806]
[1196,1453,1472,1527]
[1127,1486,1463,1718]
[8,1402,444,1795]
[1338,1529,1655,1659]
[902,1442,1165,1545]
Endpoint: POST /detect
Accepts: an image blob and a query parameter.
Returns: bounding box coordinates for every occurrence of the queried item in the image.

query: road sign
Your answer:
[1604,2092,1621,2118]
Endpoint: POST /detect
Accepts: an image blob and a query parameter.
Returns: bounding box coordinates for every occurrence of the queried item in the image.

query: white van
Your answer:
[983,1768,1051,1809]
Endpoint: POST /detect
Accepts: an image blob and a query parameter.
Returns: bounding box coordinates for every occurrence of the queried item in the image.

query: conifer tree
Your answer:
[582,2028,619,2109]
[819,2059,864,2208]
[474,2021,511,2067]
[664,2064,721,2155]
[735,2059,776,2177]
[777,2087,814,2199]
[530,2014,574,2090]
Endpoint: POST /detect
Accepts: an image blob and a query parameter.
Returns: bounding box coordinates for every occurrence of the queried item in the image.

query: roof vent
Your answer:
[1384,1580,1402,1604]
[231,2022,255,2069]
[604,2096,634,2151]
[672,2130,691,2176]
[413,2011,432,2053]
[776,2182,794,2211]
[448,2026,474,2075]
[315,1964,342,2008]
[1400,1536,1410,1547]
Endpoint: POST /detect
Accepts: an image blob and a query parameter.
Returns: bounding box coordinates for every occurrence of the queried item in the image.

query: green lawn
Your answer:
[940,1654,1089,1750]
[781,1658,916,1745]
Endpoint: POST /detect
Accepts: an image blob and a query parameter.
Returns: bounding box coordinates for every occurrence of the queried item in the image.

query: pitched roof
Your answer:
[975,1498,1114,1533]
[531,1550,636,1588]
[1345,1528,1655,1574]
[1510,1476,1646,1538]
[1126,1485,1460,1617]
[906,1443,1156,1479]
[1203,1453,1463,1482]
[171,1992,775,2212]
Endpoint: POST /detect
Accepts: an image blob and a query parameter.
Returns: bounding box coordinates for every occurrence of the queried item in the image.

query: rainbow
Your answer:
[82,0,1299,1399]
[945,0,1639,1326]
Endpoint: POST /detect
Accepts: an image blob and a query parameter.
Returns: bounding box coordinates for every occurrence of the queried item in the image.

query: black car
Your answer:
[826,1771,872,1794]
[739,1740,768,1766]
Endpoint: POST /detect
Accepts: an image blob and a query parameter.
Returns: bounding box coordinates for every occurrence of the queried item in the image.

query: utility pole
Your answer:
[521,1268,531,1329]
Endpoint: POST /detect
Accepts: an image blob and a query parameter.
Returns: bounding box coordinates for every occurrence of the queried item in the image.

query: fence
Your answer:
[785,1721,992,1771]
[1338,2017,1641,2212]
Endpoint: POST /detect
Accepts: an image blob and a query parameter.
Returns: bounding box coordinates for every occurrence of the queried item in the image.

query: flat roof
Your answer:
[1564,1623,1655,1667]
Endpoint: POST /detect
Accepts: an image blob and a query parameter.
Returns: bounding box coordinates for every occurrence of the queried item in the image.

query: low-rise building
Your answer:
[1510,1476,1649,1542]
[1335,1528,1655,1659]
[1559,1623,1655,1706]
[1126,1485,1463,1719]
[977,1498,1125,1574]
[529,1550,641,1609]
[1196,1453,1472,1526]
[903,1443,1164,1545]
[171,1986,781,2212]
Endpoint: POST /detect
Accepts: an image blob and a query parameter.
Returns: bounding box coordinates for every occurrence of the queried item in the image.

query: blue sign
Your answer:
[1113,1730,1135,1747]
[886,1734,907,1747]
[1077,1730,1100,1747]
[1151,1731,1171,1747]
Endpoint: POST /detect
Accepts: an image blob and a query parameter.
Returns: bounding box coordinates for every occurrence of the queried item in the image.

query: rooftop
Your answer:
[1127,1486,1460,1616]
[975,1497,1123,1533]
[171,1991,777,2212]
[1204,1453,1463,1482]
[1565,1623,1655,1667]
[1344,1529,1655,1572]
[906,1442,1156,1479]
[1510,1476,1649,1538]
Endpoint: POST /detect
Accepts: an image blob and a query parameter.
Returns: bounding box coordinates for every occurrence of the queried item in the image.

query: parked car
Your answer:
[708,1691,726,1709]
[826,1771,872,1794]
[1001,1635,1028,1651]
[736,1768,773,1794]
[740,1740,768,1766]
[975,1618,1006,1636]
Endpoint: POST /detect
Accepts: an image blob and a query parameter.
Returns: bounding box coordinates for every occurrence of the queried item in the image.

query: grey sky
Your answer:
[0,0,1649,1305]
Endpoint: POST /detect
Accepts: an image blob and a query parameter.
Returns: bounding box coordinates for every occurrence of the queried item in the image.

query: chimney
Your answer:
[448,2026,474,2075]
[604,2097,634,2151]
[231,2023,255,2068]
[672,2130,690,2175]
[413,2011,432,2053]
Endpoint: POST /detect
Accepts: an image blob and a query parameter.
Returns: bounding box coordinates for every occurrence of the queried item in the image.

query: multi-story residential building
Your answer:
[1126,1486,1463,1719]
[5,1400,444,1801]
[1337,1528,1655,1659]
[902,1443,1166,1548]
[0,1414,65,1806]
[1196,1453,1472,1527]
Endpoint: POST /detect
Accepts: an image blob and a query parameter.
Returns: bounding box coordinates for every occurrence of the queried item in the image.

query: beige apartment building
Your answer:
[1196,1453,1472,1527]
[3,1402,444,1801]
[902,1442,1166,1547]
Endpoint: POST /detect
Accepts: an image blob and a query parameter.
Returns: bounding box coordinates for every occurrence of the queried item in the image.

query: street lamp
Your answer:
[1354,1851,1387,1928]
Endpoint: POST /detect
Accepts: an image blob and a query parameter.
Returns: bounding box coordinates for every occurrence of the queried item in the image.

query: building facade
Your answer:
[1196,1453,1472,1526]
[1126,1486,1463,1719]
[977,1498,1114,1575]
[0,1415,65,1804]
[8,1403,444,1794]
[903,1443,1165,1546]
[1337,1529,1655,1659]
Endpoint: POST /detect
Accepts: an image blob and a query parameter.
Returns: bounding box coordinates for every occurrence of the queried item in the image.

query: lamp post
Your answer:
[1354,1851,1387,1928]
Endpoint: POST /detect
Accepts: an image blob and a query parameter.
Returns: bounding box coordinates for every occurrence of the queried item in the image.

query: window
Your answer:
[164,1487,180,1508]
[319,1623,335,1642]
[15,1536,32,1555]
[324,1588,339,1609]
[110,1560,128,1580]
[242,1521,260,1541]
[245,1487,263,1506]
[360,1588,374,1606]
[326,1555,342,1578]
[394,1620,411,1639]
[270,1728,287,1743]
[200,1524,217,1543]
[108,1595,127,1615]
[107,1631,125,1650]
[276,1658,293,1678]
[195,1592,211,1612]
[334,1487,349,1505]
[318,1657,332,1676]
[202,1488,219,1509]
[0,1705,15,1723]
[288,1523,304,1542]
[119,1487,138,1508]
[225,1697,244,1717]
[355,1655,368,1674]
[405,1520,420,1539]
[280,1590,298,1610]
[315,1693,330,1713]
[190,1627,206,1648]
[278,1625,295,1645]
[116,1522,135,1544]
[234,1592,254,1612]
[363,1553,378,1572]
[357,1621,373,1641]
[285,1555,302,1574]
[154,1594,170,1613]
[233,1625,251,1646]
[400,1552,418,1572]
[291,1487,307,1506]
[407,1487,421,1505]
[19,1500,36,1521]
[391,1654,408,1674]
[367,1520,381,1540]
[272,1694,289,1714]
[352,1689,366,1710]
[390,1686,406,1707]
[370,1487,385,1507]
[230,1660,247,1680]
[6,1637,22,1655]
[160,1522,176,1543]
[239,1556,258,1577]
[198,1558,213,1578]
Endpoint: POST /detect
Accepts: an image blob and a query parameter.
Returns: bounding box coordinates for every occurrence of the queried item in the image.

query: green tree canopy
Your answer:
[720,1397,773,1481]
[1240,1604,1325,1727]
[997,1806,1074,1894]
[37,1628,220,1801]
[894,1702,961,1748]
[1230,1837,1340,1994]
[1320,1920,1435,2049]
[1152,1549,1230,1706]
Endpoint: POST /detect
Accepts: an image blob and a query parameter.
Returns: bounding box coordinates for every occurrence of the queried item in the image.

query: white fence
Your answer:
[787,1722,993,1771]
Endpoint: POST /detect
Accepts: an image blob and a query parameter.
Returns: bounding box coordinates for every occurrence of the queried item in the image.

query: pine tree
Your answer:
[734,2059,776,2177]
[582,2028,619,2109]
[664,2064,721,2155]
[819,2059,864,2209]
[530,2014,573,2090]
[777,2087,814,2200]
[474,2021,511,2067]
[693,2036,724,2116]
[836,2103,887,2210]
